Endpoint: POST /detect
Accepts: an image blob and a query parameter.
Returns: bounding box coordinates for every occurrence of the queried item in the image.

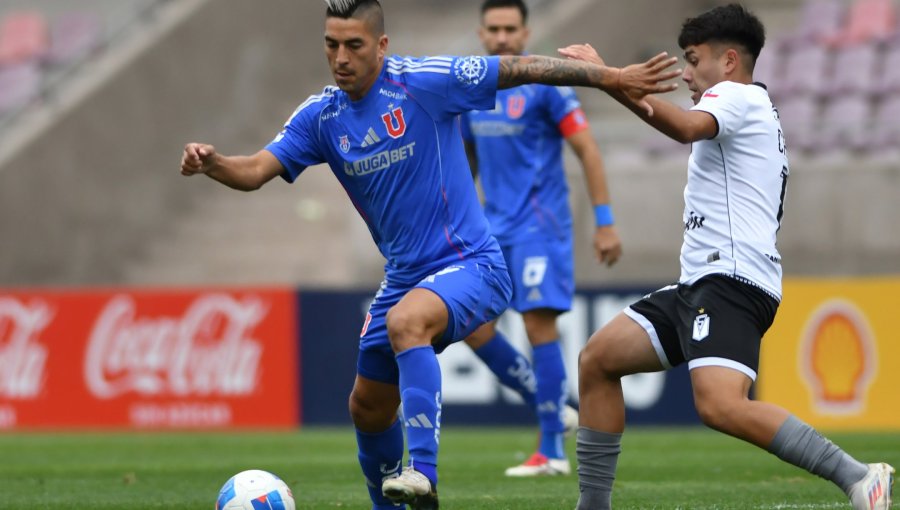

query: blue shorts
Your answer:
[357,251,512,385]
[501,236,574,313]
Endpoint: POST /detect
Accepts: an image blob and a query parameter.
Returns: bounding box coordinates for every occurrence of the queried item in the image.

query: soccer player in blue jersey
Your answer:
[460,0,623,478]
[180,1,678,508]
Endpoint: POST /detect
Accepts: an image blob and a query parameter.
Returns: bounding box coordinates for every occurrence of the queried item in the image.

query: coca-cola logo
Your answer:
[84,294,266,399]
[0,297,51,399]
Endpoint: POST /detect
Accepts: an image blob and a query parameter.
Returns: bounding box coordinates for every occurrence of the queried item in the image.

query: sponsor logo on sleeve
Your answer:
[454,56,489,85]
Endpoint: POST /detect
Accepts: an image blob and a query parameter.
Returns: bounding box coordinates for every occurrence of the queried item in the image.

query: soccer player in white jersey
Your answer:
[179,1,678,509]
[559,4,894,510]
[461,0,622,478]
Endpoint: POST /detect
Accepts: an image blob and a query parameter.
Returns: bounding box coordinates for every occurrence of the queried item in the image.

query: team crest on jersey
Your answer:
[454,56,489,85]
[507,94,526,119]
[381,107,407,139]
[339,134,350,153]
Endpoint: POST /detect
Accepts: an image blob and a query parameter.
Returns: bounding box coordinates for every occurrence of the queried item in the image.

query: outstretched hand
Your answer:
[558,43,605,66]
[560,44,680,116]
[181,143,218,176]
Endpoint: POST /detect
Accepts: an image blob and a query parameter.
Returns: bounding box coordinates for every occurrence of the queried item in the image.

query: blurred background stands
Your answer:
[0,0,170,130]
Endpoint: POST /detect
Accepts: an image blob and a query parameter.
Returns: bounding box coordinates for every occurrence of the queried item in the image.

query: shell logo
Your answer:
[799,300,876,415]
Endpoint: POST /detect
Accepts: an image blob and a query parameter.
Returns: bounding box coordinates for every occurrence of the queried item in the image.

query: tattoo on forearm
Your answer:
[498,55,604,89]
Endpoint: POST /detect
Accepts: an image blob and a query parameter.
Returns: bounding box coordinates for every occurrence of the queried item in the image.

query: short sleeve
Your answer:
[459,112,474,143]
[690,82,748,140]
[544,86,589,138]
[394,55,500,118]
[264,97,328,183]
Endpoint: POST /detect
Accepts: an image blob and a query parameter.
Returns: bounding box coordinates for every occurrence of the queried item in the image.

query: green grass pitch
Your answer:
[0,427,896,509]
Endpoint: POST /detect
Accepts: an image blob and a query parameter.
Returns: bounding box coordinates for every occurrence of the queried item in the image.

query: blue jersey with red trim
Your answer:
[266,55,501,284]
[461,84,589,244]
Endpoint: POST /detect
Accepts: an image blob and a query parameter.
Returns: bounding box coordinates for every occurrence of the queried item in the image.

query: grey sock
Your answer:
[576,427,622,510]
[767,415,868,492]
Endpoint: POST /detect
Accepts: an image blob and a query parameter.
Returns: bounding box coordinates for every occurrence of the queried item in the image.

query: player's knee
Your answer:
[694,394,739,433]
[385,306,429,352]
[522,309,559,344]
[578,332,615,382]
[348,389,396,431]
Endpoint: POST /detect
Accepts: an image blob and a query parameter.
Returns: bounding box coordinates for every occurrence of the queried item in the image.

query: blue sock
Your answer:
[472,332,537,408]
[533,340,567,459]
[356,419,405,510]
[411,460,437,489]
[396,345,441,487]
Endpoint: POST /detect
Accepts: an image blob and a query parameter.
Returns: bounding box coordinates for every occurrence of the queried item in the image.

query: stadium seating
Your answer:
[826,0,897,46]
[823,41,880,97]
[753,46,781,90]
[864,93,900,151]
[873,38,900,97]
[776,95,819,153]
[0,61,41,115]
[813,95,871,152]
[781,0,846,47]
[47,12,102,65]
[0,11,49,65]
[0,9,106,122]
[778,43,831,98]
[769,0,900,158]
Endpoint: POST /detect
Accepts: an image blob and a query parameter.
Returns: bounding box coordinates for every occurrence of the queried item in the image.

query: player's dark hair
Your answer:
[325,0,385,35]
[678,3,765,69]
[480,0,528,25]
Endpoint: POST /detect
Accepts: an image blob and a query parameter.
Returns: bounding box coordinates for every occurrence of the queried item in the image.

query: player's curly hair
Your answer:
[480,0,528,24]
[678,4,765,66]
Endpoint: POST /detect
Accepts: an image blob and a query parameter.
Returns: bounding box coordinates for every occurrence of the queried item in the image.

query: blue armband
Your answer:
[594,204,614,227]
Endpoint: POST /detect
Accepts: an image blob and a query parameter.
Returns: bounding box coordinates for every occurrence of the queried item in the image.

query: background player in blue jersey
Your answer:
[180,1,678,508]
[460,0,623,478]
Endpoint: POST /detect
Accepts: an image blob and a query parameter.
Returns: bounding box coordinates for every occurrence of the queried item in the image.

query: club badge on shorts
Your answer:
[692,309,710,341]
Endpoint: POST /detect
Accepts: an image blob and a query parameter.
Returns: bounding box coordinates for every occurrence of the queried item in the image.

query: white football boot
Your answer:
[382,466,439,509]
[847,462,894,510]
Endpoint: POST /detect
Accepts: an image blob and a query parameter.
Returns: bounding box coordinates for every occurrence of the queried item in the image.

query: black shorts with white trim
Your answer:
[626,274,778,380]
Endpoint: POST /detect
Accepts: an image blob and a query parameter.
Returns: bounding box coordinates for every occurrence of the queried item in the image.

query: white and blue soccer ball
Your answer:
[216,469,296,510]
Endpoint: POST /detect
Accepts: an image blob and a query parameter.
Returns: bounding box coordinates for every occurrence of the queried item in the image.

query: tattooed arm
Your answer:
[498,53,680,116]
[558,44,714,141]
[498,55,615,89]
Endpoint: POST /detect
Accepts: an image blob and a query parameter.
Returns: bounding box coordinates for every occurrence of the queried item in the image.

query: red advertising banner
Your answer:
[0,288,299,429]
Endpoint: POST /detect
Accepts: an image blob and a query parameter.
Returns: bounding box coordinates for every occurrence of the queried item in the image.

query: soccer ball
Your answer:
[215,469,296,510]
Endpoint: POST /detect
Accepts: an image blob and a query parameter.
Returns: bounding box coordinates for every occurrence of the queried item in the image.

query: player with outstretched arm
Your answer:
[559,4,894,510]
[180,1,678,508]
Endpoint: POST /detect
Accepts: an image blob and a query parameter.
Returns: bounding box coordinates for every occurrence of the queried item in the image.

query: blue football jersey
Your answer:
[461,84,590,244]
[266,55,501,284]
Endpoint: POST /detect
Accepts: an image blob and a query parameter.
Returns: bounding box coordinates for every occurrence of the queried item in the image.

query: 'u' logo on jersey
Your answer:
[381,107,407,138]
[507,95,525,119]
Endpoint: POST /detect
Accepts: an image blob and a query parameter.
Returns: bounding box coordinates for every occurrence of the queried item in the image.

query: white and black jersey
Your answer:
[681,81,789,301]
